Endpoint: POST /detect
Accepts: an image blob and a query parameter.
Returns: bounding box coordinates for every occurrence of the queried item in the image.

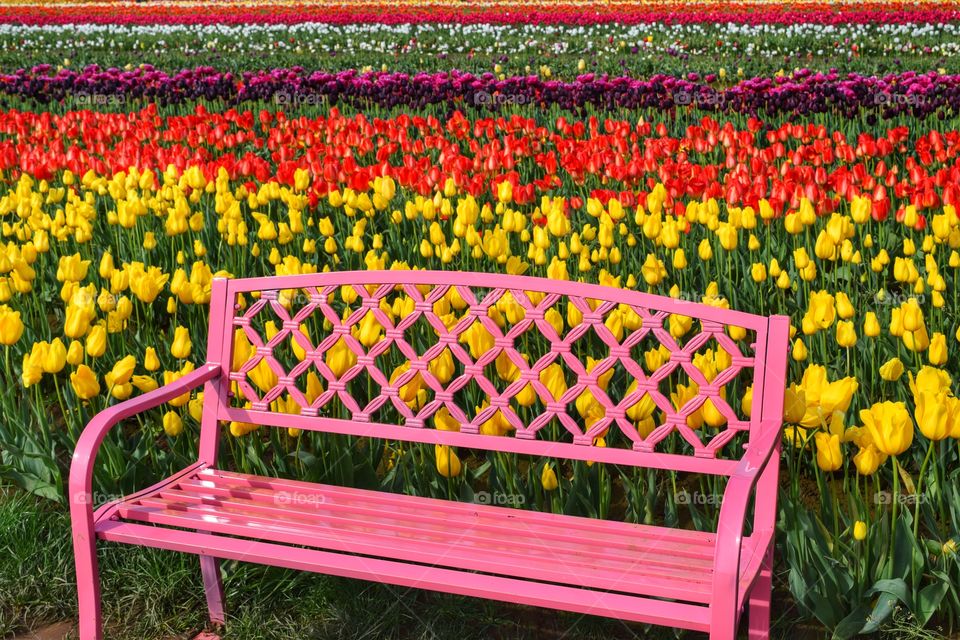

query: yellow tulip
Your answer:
[326,338,357,378]
[672,382,704,429]
[784,426,811,449]
[0,305,23,345]
[163,411,183,437]
[63,304,93,339]
[128,264,170,303]
[70,364,100,400]
[56,253,91,283]
[903,325,930,353]
[783,385,806,424]
[853,445,886,476]
[132,375,159,393]
[797,364,858,427]
[429,348,455,385]
[697,239,713,261]
[814,432,843,472]
[248,359,278,393]
[496,180,513,204]
[541,364,567,401]
[915,391,950,441]
[928,332,948,365]
[541,464,559,491]
[863,312,880,337]
[433,407,460,432]
[170,326,192,359]
[389,360,419,402]
[356,312,382,348]
[85,325,107,358]
[435,444,462,477]
[42,338,67,374]
[805,290,836,331]
[144,346,160,371]
[861,401,912,456]
[66,340,84,366]
[673,248,687,269]
[853,521,868,541]
[901,298,924,332]
[835,292,854,319]
[909,366,952,398]
[669,314,693,338]
[879,358,904,382]
[751,263,767,282]
[106,355,137,388]
[625,381,656,422]
[741,385,753,418]
[461,322,494,360]
[21,347,44,387]
[792,338,808,361]
[836,321,857,347]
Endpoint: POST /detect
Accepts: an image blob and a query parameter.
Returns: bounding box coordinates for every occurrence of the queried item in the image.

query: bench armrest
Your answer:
[711,419,782,610]
[68,363,220,511]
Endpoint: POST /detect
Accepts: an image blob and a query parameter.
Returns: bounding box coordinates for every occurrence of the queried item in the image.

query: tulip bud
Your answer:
[853,520,868,541]
[814,432,843,472]
[792,338,807,361]
[163,410,184,437]
[864,312,881,338]
[541,464,559,491]
[435,444,462,477]
[170,326,192,359]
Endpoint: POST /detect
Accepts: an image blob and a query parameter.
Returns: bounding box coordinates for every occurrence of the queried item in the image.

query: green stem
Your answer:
[912,441,935,539]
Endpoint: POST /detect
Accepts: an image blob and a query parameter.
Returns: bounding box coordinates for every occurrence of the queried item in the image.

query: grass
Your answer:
[0,486,949,640]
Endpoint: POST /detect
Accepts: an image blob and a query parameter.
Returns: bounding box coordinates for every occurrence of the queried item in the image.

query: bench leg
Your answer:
[747,544,774,640]
[709,612,737,640]
[73,525,103,640]
[200,555,226,626]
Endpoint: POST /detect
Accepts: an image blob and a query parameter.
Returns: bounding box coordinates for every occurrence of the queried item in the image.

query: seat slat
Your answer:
[146,487,714,581]
[172,479,715,564]
[197,468,717,548]
[118,500,713,603]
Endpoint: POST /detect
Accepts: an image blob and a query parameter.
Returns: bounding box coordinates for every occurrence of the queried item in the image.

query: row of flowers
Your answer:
[1,1,958,26]
[4,66,960,120]
[3,20,957,79]
[3,104,960,222]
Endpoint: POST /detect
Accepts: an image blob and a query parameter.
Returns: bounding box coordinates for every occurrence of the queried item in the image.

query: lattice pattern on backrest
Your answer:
[216,271,773,465]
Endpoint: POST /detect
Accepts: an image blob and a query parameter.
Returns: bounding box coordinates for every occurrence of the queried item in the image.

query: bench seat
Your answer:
[93,465,769,632]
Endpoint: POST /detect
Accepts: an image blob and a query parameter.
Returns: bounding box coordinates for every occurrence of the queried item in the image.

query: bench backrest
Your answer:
[203,271,789,476]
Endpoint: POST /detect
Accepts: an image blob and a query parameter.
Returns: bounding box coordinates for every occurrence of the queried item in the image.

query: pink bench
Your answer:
[70,270,789,640]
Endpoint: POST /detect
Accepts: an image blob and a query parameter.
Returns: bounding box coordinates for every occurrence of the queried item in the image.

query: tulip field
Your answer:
[3,1,960,639]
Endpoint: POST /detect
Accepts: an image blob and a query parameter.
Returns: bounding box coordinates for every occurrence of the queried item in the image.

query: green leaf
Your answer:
[860,592,898,634]
[865,578,911,607]
[832,605,870,640]
[916,581,949,626]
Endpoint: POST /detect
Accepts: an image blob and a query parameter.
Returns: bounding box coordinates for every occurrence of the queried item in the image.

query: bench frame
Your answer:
[70,272,790,640]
